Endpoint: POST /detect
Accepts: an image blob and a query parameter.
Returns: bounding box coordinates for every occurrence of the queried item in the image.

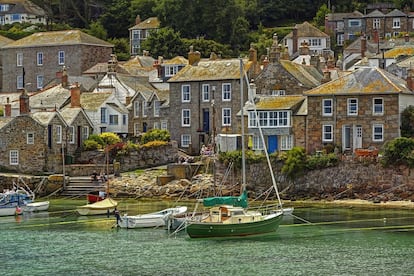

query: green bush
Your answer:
[83,139,101,151]
[382,137,414,168]
[141,129,170,144]
[281,147,307,180]
[306,153,339,170]
[100,132,121,145]
[87,134,105,148]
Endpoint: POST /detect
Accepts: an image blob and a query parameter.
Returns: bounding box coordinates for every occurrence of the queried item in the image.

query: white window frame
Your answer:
[252,135,264,150]
[348,19,361,27]
[36,75,43,89]
[82,126,89,140]
[37,52,43,66]
[17,75,23,89]
[181,85,190,103]
[222,108,231,126]
[101,107,107,123]
[309,38,321,46]
[154,100,160,117]
[109,115,119,125]
[202,84,210,102]
[322,124,333,142]
[58,50,65,65]
[347,98,358,116]
[271,89,285,96]
[322,99,333,116]
[56,125,62,144]
[373,98,384,115]
[161,120,168,130]
[27,132,34,144]
[134,123,140,136]
[248,111,290,128]
[373,19,380,29]
[142,101,148,117]
[280,135,293,150]
[154,122,159,129]
[373,124,384,142]
[165,65,178,77]
[134,101,140,117]
[181,134,191,148]
[222,83,231,101]
[337,34,344,46]
[69,126,75,144]
[393,18,400,29]
[16,53,23,67]
[9,150,18,165]
[182,109,190,127]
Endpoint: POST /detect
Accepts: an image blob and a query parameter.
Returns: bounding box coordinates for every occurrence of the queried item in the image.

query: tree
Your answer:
[401,105,414,137]
[130,0,157,22]
[108,37,130,61]
[313,4,330,28]
[98,0,132,38]
[382,137,414,168]
[85,21,107,40]
[141,27,185,59]
[281,147,307,181]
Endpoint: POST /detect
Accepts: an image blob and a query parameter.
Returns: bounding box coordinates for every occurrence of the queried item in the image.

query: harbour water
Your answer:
[1,199,414,276]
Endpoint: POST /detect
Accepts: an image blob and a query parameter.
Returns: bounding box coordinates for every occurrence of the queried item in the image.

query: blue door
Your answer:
[268,135,278,153]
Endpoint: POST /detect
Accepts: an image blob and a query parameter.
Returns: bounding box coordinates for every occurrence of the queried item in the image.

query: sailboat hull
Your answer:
[186,212,283,238]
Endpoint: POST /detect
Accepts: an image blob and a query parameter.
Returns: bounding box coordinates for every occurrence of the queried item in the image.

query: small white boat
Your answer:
[23,201,50,212]
[76,198,118,216]
[0,206,22,216]
[118,206,188,229]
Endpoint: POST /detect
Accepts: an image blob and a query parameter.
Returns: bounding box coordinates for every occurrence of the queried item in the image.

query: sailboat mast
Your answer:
[240,58,246,189]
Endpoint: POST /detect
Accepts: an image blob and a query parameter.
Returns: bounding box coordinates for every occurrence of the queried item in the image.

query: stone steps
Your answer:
[61,176,107,198]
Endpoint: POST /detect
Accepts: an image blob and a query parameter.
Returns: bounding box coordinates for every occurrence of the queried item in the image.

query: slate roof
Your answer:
[285,21,329,38]
[0,34,13,46]
[59,107,89,126]
[385,9,407,17]
[375,45,414,59]
[31,111,66,126]
[168,58,252,82]
[304,67,412,96]
[395,56,414,67]
[248,95,306,110]
[0,117,14,129]
[129,17,160,30]
[0,0,45,16]
[10,85,70,110]
[163,56,188,65]
[326,11,363,21]
[279,60,322,87]
[79,92,112,111]
[3,30,113,48]
[364,10,385,18]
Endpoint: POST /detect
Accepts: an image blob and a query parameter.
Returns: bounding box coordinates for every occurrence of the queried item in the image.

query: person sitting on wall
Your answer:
[91,171,98,182]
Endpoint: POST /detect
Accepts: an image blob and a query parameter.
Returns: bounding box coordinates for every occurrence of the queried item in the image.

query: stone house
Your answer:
[325,11,365,47]
[283,21,331,57]
[304,66,414,154]
[167,47,258,154]
[364,9,412,41]
[1,29,113,92]
[128,86,168,137]
[129,16,160,56]
[0,0,46,25]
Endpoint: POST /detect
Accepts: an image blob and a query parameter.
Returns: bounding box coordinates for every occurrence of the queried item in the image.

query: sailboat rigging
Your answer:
[185,59,284,238]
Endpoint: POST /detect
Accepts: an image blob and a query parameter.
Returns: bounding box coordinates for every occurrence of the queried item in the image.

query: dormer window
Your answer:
[271,89,285,96]
[0,4,10,11]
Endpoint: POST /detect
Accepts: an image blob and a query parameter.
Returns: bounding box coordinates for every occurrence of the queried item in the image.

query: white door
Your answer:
[353,125,362,149]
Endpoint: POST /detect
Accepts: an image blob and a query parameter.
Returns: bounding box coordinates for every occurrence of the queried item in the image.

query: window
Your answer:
[181,85,190,102]
[17,75,23,89]
[82,127,89,140]
[11,14,20,22]
[347,98,358,115]
[132,30,141,40]
[154,101,160,117]
[308,39,321,46]
[122,115,127,125]
[9,150,18,165]
[337,34,344,46]
[202,84,210,102]
[348,19,361,27]
[280,135,293,150]
[56,125,62,144]
[154,122,159,129]
[0,4,10,11]
[322,124,333,142]
[109,115,119,125]
[36,75,43,89]
[37,52,43,66]
[182,109,190,126]
[322,99,333,116]
[161,120,168,130]
[27,132,34,144]
[252,135,264,150]
[222,108,231,126]
[271,89,285,96]
[248,111,290,127]
[134,123,140,136]
[134,101,140,117]
[58,51,65,65]
[69,126,75,144]
[222,83,231,101]
[165,65,178,77]
[373,124,383,142]
[101,108,107,123]
[142,100,148,117]
[373,19,380,29]
[16,53,23,67]
[373,98,383,115]
[393,18,400,29]
[181,134,191,148]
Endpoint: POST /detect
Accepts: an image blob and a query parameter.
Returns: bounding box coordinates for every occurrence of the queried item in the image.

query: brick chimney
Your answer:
[19,89,30,115]
[299,41,310,56]
[292,27,298,55]
[262,56,269,68]
[188,46,201,66]
[70,82,81,108]
[407,69,414,91]
[269,33,280,63]
[61,66,68,87]
[248,44,257,63]
[4,97,11,117]
[321,70,332,84]
[361,35,367,58]
[135,15,141,25]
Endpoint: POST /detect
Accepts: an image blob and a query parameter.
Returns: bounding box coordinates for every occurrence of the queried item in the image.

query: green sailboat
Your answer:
[186,59,284,239]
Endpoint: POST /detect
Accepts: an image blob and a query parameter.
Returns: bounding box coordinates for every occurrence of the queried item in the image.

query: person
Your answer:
[91,171,98,182]
[114,208,121,226]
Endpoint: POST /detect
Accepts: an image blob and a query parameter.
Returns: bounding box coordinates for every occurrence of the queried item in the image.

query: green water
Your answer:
[1,199,414,276]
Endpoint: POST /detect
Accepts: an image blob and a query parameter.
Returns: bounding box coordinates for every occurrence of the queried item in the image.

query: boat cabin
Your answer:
[202,205,264,224]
